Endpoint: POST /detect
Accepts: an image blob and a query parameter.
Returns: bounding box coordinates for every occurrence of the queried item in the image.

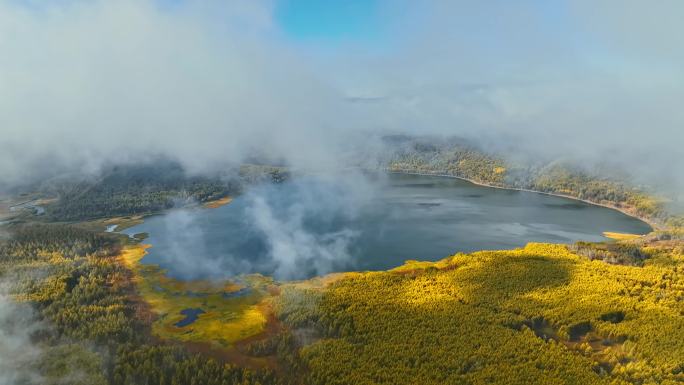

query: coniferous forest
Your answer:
[1,156,682,384]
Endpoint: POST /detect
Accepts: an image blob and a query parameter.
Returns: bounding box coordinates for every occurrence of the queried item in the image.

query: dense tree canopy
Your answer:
[276,243,684,385]
[0,224,281,385]
[1,155,681,384]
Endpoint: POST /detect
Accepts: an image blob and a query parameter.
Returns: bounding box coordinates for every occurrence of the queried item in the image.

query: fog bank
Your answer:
[0,0,682,193]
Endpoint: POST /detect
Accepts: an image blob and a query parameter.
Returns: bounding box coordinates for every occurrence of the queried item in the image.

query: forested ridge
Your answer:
[43,162,234,221]
[37,162,290,221]
[383,137,668,221]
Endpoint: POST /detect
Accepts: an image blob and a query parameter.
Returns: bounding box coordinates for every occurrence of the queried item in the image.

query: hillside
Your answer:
[276,242,684,384]
[383,137,667,223]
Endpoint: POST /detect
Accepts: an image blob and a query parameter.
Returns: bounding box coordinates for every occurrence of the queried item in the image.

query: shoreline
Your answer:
[81,197,234,233]
[385,169,660,233]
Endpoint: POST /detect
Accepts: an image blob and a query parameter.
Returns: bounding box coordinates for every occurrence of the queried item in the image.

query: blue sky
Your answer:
[273,1,573,45]
[275,0,384,43]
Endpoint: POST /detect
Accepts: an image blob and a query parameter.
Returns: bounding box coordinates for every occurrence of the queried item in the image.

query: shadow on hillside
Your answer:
[456,252,573,305]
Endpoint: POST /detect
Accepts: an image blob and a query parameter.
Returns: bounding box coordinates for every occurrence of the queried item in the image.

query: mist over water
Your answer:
[124,174,651,280]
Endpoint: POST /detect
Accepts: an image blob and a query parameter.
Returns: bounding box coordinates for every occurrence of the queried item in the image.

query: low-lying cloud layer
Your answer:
[245,173,376,279]
[0,0,362,184]
[0,294,44,385]
[0,0,682,191]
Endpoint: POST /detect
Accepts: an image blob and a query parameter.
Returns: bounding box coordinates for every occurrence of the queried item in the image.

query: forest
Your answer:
[0,224,282,385]
[41,162,234,221]
[1,154,682,384]
[0,218,684,385]
[38,162,289,222]
[275,242,684,385]
[2,220,682,384]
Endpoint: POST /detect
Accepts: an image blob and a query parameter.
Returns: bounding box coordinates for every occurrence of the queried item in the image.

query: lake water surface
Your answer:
[124,174,652,280]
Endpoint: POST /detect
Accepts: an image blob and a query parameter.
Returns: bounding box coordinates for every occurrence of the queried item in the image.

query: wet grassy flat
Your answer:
[119,244,274,347]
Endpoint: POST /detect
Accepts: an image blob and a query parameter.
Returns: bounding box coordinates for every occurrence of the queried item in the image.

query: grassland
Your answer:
[119,244,274,349]
[603,232,643,241]
[204,196,233,209]
[74,215,145,233]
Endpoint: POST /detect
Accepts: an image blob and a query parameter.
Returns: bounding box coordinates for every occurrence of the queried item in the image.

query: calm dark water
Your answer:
[124,174,652,280]
[174,308,205,327]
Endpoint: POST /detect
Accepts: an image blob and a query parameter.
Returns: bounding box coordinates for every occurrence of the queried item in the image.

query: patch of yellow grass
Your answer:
[119,244,148,269]
[156,306,267,346]
[77,216,145,233]
[603,231,642,241]
[203,197,233,209]
[119,244,269,347]
[288,271,361,290]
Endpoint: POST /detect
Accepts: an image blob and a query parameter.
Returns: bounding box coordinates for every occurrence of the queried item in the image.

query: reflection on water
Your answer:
[124,174,652,280]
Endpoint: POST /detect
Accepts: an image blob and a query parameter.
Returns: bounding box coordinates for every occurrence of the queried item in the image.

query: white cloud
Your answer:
[0,295,44,385]
[0,0,681,192]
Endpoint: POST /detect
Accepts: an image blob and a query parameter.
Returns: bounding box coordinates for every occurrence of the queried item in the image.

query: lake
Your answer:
[123,173,652,280]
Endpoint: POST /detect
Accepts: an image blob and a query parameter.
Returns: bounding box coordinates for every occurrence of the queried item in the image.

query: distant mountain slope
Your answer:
[381,136,667,223]
[42,161,234,221]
